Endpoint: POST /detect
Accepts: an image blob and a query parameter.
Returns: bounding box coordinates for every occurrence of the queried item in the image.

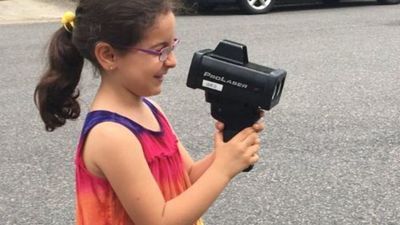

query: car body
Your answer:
[186,0,400,14]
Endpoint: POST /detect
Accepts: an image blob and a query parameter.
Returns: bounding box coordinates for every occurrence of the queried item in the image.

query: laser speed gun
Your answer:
[186,40,287,172]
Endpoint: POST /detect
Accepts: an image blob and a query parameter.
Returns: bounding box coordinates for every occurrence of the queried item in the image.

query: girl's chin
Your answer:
[146,87,162,97]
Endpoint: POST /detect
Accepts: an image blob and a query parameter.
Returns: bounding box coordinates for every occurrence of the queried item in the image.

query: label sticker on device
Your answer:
[202,80,223,92]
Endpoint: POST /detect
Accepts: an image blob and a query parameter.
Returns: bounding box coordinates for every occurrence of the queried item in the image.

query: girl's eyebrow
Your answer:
[149,40,174,49]
[151,43,167,49]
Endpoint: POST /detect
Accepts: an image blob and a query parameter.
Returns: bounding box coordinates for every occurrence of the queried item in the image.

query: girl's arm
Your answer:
[178,141,215,184]
[84,121,259,225]
[178,120,265,184]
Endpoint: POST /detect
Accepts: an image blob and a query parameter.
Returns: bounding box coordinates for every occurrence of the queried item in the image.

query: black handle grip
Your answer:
[211,101,261,172]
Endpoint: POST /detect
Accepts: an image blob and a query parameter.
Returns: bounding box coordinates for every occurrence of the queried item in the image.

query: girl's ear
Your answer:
[94,42,117,71]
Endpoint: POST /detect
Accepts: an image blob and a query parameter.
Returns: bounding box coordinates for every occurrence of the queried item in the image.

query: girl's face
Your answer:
[113,10,177,97]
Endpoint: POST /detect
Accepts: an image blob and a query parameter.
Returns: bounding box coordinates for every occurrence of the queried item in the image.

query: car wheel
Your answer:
[238,0,275,14]
[377,0,400,4]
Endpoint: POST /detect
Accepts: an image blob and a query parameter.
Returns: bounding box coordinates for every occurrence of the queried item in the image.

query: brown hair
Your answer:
[34,0,173,131]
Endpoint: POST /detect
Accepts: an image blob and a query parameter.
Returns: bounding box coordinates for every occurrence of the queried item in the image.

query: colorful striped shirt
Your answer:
[75,98,204,225]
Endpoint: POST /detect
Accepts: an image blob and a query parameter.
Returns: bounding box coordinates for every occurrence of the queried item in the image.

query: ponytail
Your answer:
[34,28,84,131]
[34,0,173,131]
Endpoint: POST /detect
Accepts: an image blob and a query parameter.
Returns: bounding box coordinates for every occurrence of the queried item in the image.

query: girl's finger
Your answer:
[247,144,260,158]
[232,127,256,142]
[252,122,265,132]
[215,121,224,131]
[249,153,260,164]
[258,109,265,118]
[243,133,258,147]
[214,130,224,145]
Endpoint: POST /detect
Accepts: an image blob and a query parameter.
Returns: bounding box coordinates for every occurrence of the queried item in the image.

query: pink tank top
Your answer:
[75,98,204,225]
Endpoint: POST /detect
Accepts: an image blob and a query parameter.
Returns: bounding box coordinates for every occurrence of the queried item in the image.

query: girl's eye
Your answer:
[155,45,168,52]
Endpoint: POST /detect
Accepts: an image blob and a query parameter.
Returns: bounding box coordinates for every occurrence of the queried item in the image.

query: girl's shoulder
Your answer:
[80,119,144,179]
[87,120,142,151]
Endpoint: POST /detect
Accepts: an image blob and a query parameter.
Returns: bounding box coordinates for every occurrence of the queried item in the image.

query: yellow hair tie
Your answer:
[61,11,75,33]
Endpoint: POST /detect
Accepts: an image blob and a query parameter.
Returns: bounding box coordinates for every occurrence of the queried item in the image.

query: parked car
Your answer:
[184,0,400,14]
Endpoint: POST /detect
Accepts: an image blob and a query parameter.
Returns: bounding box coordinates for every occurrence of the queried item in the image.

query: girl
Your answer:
[34,0,264,224]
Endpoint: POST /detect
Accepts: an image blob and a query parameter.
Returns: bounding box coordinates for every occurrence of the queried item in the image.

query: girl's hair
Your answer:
[34,0,173,131]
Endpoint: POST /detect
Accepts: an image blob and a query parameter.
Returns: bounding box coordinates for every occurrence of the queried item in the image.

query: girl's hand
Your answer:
[212,110,265,179]
[215,110,265,133]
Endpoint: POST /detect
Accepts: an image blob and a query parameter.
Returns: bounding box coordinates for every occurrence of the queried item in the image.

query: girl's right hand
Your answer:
[211,123,261,179]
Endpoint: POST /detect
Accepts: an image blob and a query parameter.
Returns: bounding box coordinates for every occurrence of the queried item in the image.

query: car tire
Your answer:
[377,0,400,4]
[238,0,275,14]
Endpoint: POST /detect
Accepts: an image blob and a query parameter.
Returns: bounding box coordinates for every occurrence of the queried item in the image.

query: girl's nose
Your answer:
[164,51,177,68]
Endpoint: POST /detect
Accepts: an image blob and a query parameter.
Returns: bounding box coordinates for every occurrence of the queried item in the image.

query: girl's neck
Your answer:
[91,78,144,113]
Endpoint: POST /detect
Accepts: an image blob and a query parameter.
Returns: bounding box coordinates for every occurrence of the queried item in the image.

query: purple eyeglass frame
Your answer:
[132,38,180,62]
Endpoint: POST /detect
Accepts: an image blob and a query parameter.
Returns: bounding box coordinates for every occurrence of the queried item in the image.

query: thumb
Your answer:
[214,129,224,146]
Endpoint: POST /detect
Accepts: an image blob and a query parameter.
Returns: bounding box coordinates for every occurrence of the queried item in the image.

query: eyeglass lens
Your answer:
[159,40,178,61]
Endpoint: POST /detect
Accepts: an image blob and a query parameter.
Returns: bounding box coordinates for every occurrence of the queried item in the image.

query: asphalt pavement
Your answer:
[1,1,400,225]
[0,0,74,24]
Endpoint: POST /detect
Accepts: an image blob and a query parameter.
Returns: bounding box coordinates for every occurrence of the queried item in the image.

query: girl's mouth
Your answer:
[154,74,165,81]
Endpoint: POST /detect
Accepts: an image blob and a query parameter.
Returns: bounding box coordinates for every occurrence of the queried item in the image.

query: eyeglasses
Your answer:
[132,38,180,62]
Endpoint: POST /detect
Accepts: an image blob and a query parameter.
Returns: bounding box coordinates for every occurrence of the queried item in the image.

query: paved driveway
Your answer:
[1,2,399,224]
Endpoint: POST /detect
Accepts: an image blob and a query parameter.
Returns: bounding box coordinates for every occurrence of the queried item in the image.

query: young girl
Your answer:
[34,0,264,224]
